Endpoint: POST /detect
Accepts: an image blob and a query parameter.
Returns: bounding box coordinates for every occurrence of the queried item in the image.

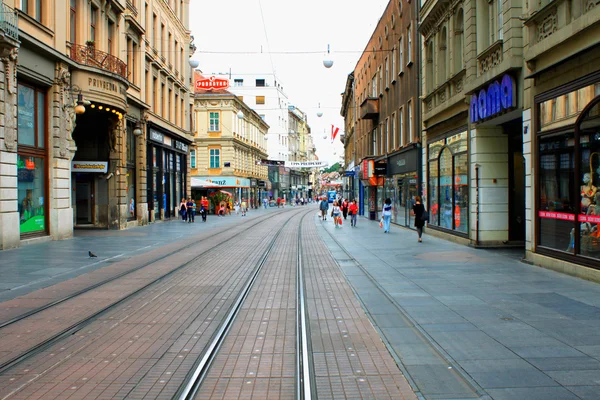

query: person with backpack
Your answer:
[413,195,427,242]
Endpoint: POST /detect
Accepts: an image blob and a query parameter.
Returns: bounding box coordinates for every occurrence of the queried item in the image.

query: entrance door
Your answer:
[75,175,94,224]
[507,120,525,242]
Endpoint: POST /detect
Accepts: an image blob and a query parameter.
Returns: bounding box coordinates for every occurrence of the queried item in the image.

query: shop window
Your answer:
[427,132,468,232]
[209,111,220,132]
[126,124,136,220]
[17,83,47,235]
[209,148,220,169]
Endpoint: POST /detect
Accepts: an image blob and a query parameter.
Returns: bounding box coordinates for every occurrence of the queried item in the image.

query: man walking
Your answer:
[319,197,329,221]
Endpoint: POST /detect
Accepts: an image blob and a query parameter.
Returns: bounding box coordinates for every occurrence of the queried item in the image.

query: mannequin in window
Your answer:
[581,172,597,213]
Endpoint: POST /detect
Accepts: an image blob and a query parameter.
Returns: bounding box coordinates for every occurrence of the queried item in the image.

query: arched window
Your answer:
[426,40,434,94]
[454,9,464,72]
[439,27,447,85]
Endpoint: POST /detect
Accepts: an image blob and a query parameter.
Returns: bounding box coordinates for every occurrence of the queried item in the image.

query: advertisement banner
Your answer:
[284,160,329,168]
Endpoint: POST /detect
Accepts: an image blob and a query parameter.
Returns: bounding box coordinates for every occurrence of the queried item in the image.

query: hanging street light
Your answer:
[323,44,334,68]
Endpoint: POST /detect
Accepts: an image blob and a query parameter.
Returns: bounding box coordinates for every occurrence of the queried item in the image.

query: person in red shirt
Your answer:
[341,198,349,220]
[276,197,281,208]
[200,196,209,222]
[348,199,359,227]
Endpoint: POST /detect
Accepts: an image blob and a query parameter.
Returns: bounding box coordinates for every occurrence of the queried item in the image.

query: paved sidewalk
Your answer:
[0,204,305,302]
[317,215,600,399]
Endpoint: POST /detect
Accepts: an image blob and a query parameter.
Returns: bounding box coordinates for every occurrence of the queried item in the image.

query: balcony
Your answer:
[360,97,379,120]
[477,40,503,76]
[0,3,19,42]
[69,44,127,80]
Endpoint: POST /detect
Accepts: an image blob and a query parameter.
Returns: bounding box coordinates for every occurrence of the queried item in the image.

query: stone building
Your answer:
[340,0,421,226]
[523,0,600,279]
[0,0,193,250]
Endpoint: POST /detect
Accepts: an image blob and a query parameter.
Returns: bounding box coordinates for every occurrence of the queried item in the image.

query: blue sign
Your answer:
[470,74,516,123]
[345,170,356,177]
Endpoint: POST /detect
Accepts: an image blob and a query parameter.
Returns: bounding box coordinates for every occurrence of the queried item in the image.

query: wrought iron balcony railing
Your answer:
[0,3,18,42]
[69,44,127,80]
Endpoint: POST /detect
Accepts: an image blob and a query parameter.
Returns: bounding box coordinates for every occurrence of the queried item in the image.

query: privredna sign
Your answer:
[195,76,229,91]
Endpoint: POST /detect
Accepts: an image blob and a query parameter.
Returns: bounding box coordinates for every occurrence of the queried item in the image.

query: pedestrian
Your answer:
[186,197,195,223]
[332,200,341,228]
[263,197,268,209]
[413,195,426,242]
[201,196,209,222]
[179,198,187,222]
[319,196,329,221]
[234,200,240,215]
[276,197,281,208]
[241,198,248,216]
[382,198,392,233]
[226,200,232,215]
[349,199,358,227]
[342,198,349,220]
[218,201,226,216]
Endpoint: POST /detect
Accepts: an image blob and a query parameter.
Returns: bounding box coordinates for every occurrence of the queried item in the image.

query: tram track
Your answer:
[176,208,316,400]
[0,208,298,376]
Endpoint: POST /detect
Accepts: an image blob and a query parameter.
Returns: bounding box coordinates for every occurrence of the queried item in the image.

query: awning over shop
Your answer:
[191,178,221,188]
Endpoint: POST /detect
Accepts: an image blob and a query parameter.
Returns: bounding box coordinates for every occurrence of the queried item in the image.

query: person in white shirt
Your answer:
[332,201,342,228]
[382,198,393,233]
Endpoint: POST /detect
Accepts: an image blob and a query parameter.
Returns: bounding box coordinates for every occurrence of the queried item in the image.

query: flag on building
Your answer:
[331,125,340,143]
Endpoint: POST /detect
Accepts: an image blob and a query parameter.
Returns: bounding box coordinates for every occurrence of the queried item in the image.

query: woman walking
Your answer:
[348,199,358,227]
[341,198,349,220]
[186,197,196,223]
[179,198,187,222]
[413,195,426,242]
[382,198,392,233]
[332,200,342,228]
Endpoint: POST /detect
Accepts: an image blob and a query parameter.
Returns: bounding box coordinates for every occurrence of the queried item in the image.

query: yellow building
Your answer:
[191,75,269,208]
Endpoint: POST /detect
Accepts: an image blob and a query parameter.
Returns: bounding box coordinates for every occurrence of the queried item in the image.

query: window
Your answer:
[497,0,503,41]
[90,6,97,42]
[391,113,396,149]
[439,28,447,85]
[398,36,403,74]
[20,0,28,13]
[152,13,157,48]
[407,100,412,140]
[108,20,114,55]
[398,108,404,147]
[209,111,220,131]
[190,149,196,168]
[17,83,47,235]
[385,57,389,88]
[209,148,220,169]
[391,48,396,79]
[427,132,468,232]
[256,96,265,105]
[426,41,434,93]
[454,9,464,72]
[70,0,76,43]
[234,79,243,86]
[256,79,265,87]
[407,25,412,64]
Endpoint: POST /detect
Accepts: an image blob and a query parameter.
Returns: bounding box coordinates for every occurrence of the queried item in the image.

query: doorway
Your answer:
[506,119,525,242]
[75,174,94,225]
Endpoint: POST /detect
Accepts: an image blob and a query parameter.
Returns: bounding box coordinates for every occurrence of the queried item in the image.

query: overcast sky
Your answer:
[189,0,390,165]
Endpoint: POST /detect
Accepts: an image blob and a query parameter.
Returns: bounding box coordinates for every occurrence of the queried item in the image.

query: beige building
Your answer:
[522,0,600,279]
[191,75,269,208]
[0,0,193,250]
[419,0,526,245]
[288,106,313,199]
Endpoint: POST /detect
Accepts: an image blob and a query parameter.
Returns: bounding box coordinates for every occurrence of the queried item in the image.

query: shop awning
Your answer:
[191,178,221,188]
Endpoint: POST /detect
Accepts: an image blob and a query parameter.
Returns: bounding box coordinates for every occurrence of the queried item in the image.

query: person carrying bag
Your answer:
[412,196,427,242]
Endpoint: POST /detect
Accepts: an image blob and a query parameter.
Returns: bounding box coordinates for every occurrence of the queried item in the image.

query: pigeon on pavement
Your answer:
[89,251,97,258]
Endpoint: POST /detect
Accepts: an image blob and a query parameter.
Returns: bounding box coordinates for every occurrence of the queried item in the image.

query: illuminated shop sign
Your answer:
[470,74,516,123]
[195,76,230,91]
[71,161,108,173]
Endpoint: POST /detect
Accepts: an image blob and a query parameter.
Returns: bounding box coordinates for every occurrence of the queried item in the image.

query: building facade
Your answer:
[190,76,269,209]
[288,106,313,199]
[0,0,193,250]
[341,0,421,226]
[523,0,600,278]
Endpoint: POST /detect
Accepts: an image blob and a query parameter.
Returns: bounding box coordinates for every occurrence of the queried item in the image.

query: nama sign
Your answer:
[470,74,516,123]
[195,76,230,91]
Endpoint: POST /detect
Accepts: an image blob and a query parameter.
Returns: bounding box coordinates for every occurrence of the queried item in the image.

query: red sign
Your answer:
[538,211,575,221]
[195,76,229,91]
[579,214,600,223]
[25,160,35,170]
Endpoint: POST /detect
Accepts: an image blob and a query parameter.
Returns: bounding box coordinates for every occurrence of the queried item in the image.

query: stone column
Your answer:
[137,118,148,225]
[0,44,19,250]
[52,65,78,240]
[108,118,127,229]
[470,126,509,244]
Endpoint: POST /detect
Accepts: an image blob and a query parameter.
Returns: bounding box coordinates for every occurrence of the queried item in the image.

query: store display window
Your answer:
[427,131,468,233]
[537,81,600,260]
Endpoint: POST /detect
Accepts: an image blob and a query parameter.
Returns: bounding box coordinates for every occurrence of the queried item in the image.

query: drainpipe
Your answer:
[475,164,480,246]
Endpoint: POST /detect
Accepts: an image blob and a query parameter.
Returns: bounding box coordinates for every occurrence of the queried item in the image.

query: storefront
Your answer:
[17,81,48,237]
[147,125,189,221]
[359,158,384,220]
[427,129,469,235]
[535,75,600,266]
[386,145,420,229]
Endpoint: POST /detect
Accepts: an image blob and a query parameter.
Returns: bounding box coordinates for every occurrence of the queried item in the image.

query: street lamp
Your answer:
[237,110,244,119]
[323,44,334,68]
[316,102,323,118]
[74,92,86,115]
[189,53,200,69]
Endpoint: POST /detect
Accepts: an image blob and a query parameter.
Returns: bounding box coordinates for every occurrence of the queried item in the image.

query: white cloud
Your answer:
[189,0,389,165]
